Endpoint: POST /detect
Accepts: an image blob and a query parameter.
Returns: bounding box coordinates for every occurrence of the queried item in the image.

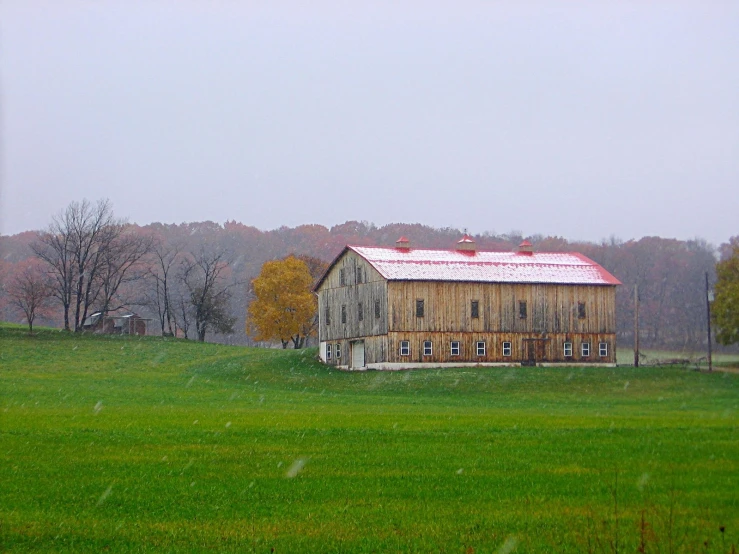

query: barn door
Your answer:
[523,340,536,366]
[351,340,365,369]
[536,339,548,362]
[523,338,548,366]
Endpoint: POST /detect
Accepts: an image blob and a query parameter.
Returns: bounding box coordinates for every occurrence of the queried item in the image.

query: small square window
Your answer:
[578,302,586,319]
[450,341,460,356]
[336,343,341,359]
[341,305,346,324]
[476,341,486,356]
[358,302,363,321]
[471,300,479,319]
[581,342,590,357]
[339,269,345,286]
[519,301,527,319]
[375,300,381,319]
[564,342,573,357]
[400,341,410,356]
[599,342,608,357]
[423,341,432,356]
[502,341,512,357]
[357,267,363,284]
[416,299,425,317]
[326,344,332,360]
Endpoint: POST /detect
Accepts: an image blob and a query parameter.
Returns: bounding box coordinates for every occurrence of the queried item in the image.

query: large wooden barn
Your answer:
[314,236,621,370]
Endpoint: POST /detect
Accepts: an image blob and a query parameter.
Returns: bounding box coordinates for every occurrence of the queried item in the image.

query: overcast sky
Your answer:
[1,1,737,245]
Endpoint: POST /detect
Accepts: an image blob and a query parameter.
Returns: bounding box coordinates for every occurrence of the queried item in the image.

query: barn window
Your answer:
[325,306,331,325]
[375,300,381,319]
[423,341,432,356]
[599,342,608,357]
[476,341,486,356]
[336,343,341,359]
[358,302,363,321]
[357,267,363,284]
[519,301,527,319]
[341,305,347,324]
[416,299,425,317]
[400,341,410,356]
[564,342,573,357]
[578,302,586,319]
[450,341,460,356]
[581,342,590,357]
[471,300,479,319]
[339,269,345,286]
[326,344,332,360]
[502,341,512,357]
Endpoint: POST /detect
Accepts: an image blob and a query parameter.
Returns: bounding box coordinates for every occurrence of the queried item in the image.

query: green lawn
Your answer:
[1,325,737,553]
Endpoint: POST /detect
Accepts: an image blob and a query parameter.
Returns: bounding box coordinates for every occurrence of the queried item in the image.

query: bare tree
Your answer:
[6,263,53,333]
[32,199,153,331]
[67,199,117,331]
[95,228,155,318]
[145,243,181,336]
[179,249,237,342]
[31,213,76,331]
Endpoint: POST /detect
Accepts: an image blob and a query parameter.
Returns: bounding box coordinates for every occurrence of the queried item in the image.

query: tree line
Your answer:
[1,199,737,350]
[0,200,238,341]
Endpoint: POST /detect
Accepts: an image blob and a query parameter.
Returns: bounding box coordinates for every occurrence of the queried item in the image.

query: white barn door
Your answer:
[351,340,365,369]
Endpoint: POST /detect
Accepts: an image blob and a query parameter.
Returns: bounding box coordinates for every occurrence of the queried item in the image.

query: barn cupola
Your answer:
[456,234,476,253]
[518,240,534,256]
[395,236,410,250]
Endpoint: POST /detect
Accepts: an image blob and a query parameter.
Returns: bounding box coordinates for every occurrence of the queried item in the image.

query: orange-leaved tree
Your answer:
[248,256,317,349]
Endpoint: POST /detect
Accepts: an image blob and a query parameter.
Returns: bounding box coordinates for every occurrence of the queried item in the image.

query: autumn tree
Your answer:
[5,261,53,333]
[712,239,739,346]
[294,254,329,341]
[248,256,317,349]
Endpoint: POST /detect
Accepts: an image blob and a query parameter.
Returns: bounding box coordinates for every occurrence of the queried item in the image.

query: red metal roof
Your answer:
[348,246,621,285]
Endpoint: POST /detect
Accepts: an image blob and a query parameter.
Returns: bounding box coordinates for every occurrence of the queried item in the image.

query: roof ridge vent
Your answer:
[456,234,476,253]
[518,240,534,255]
[395,236,410,250]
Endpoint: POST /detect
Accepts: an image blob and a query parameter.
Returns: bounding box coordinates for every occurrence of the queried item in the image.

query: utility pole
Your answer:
[634,283,639,368]
[706,272,713,372]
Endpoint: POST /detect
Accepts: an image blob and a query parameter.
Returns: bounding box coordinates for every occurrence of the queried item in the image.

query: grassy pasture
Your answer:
[1,324,737,553]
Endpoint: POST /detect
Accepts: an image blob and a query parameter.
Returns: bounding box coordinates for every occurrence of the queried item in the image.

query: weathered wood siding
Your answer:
[317,250,388,343]
[321,336,389,367]
[387,282,616,335]
[385,332,616,364]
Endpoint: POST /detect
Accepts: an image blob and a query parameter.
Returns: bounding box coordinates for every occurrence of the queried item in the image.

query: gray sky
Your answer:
[1,1,737,245]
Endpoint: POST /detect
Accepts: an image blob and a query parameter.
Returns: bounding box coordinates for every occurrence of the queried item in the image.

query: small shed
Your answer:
[82,310,149,336]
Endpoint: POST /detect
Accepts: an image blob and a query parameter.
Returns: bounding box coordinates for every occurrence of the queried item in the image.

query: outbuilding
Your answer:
[313,236,621,369]
[82,310,149,336]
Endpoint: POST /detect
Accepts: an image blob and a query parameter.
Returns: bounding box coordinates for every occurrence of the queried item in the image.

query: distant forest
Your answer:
[1,219,736,352]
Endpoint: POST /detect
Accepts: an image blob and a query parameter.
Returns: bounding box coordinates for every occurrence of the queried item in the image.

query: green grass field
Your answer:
[1,325,737,553]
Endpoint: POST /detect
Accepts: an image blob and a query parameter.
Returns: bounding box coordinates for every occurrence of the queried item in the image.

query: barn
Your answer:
[313,236,621,370]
